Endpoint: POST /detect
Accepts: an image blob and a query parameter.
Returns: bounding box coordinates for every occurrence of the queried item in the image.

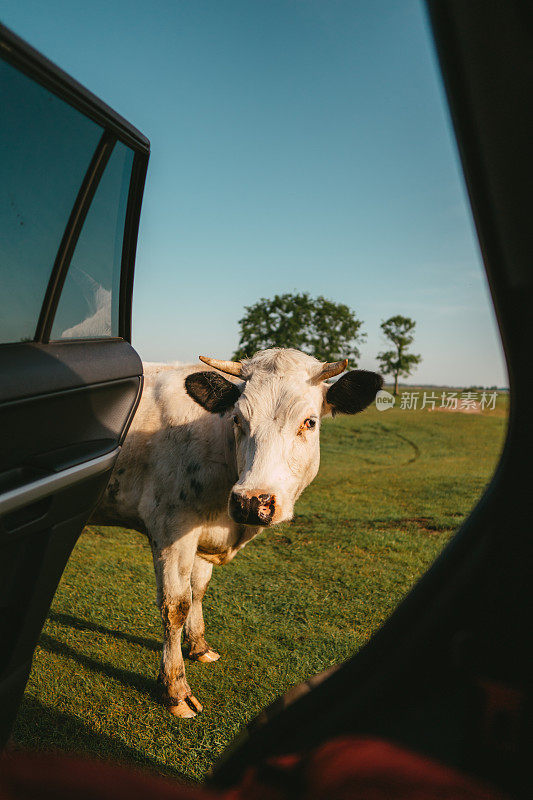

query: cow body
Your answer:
[91,349,382,717]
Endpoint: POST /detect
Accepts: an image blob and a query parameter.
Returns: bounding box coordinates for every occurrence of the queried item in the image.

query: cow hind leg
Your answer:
[151,535,202,718]
[184,556,220,663]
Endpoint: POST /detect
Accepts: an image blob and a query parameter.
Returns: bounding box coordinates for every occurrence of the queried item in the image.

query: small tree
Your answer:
[233,292,365,363]
[377,315,421,394]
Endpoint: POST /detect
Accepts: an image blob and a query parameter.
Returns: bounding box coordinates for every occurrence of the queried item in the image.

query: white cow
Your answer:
[91,348,382,717]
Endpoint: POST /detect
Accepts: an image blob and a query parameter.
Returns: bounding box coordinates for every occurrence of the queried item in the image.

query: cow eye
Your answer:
[299,417,317,434]
[232,414,240,426]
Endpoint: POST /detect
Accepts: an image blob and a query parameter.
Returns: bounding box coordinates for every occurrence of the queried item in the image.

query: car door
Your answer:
[0,24,149,746]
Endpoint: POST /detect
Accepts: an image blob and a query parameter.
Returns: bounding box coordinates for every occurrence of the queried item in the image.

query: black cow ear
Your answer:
[185,371,241,414]
[325,370,383,415]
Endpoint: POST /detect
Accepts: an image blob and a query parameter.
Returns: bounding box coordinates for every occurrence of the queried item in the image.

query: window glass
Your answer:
[51,142,134,339]
[0,58,103,343]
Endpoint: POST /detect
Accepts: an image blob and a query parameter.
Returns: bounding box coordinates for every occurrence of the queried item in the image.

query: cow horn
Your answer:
[199,356,243,377]
[315,358,348,382]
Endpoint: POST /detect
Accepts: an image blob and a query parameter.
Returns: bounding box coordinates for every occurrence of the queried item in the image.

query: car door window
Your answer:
[50,141,134,340]
[0,58,103,344]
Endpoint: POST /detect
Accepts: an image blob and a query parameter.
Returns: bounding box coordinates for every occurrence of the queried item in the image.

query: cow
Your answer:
[91,348,382,717]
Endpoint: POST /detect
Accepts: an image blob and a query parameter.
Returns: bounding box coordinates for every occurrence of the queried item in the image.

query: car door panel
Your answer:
[0,22,149,746]
[0,344,143,475]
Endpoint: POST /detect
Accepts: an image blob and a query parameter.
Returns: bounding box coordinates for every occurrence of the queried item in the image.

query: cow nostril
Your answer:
[230,491,245,509]
[253,493,276,520]
[229,491,276,525]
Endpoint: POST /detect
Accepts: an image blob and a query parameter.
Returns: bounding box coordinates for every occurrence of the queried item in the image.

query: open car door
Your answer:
[0,24,149,746]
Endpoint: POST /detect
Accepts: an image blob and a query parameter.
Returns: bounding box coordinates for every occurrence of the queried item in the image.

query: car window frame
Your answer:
[0,23,150,345]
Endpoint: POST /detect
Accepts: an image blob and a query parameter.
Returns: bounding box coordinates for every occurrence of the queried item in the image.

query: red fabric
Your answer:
[0,753,213,800]
[0,737,507,800]
[228,737,507,800]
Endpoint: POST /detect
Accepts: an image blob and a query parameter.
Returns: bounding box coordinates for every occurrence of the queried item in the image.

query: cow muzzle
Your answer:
[229,490,277,526]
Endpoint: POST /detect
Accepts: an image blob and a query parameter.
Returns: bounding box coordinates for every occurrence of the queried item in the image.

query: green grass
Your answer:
[11,392,508,781]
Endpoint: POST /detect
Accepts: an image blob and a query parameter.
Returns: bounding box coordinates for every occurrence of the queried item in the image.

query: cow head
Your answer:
[185,349,382,527]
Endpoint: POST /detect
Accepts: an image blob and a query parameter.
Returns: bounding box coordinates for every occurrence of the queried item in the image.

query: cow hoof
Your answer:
[186,645,220,663]
[169,695,203,718]
[194,648,220,663]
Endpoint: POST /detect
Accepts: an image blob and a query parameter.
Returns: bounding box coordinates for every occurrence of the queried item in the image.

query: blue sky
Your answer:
[2,0,507,386]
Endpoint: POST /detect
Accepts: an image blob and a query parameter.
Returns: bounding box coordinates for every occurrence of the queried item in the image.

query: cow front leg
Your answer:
[184,556,220,663]
[152,538,202,718]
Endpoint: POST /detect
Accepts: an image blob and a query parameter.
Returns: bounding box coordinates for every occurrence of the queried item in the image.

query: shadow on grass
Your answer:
[48,612,161,653]
[38,634,158,700]
[10,696,188,781]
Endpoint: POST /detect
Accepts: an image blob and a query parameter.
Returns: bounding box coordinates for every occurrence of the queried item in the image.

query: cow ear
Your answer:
[324,370,383,415]
[185,371,241,414]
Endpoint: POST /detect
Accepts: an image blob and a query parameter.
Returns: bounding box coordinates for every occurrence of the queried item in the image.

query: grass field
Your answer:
[11,390,508,782]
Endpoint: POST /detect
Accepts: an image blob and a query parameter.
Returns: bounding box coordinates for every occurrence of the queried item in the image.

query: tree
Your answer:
[377,315,421,395]
[233,292,365,363]
[307,295,365,362]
